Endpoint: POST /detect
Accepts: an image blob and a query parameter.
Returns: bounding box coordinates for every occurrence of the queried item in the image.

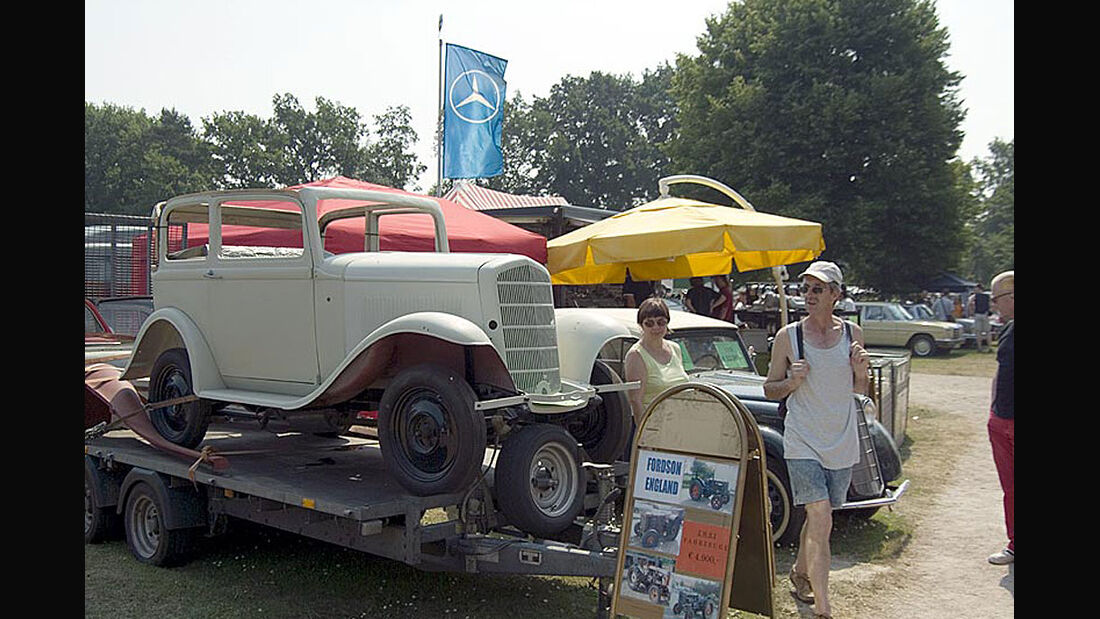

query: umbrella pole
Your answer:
[773,266,789,327]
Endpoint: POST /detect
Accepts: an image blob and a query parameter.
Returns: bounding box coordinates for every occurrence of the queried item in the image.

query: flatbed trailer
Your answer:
[85,418,624,605]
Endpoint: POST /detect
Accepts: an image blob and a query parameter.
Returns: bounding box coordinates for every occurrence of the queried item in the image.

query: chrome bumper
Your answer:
[836,479,910,511]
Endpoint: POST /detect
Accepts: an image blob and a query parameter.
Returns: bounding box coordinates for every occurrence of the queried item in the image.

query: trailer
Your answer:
[85,415,626,613]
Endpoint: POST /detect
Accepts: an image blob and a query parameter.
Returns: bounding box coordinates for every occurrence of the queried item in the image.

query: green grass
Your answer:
[907,346,998,378]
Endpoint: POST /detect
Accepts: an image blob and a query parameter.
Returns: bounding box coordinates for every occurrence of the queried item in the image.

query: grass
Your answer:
[85,362,974,619]
[907,346,998,378]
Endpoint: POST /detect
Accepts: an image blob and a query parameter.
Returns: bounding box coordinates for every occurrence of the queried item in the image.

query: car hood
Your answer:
[688,369,771,403]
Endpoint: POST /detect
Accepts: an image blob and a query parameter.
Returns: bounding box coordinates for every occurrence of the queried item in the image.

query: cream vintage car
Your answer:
[121,187,633,536]
[856,301,964,357]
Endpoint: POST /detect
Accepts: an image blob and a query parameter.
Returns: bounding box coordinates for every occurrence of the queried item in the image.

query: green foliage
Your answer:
[667,0,968,294]
[85,103,217,215]
[86,95,427,214]
[487,67,676,208]
[959,138,1014,285]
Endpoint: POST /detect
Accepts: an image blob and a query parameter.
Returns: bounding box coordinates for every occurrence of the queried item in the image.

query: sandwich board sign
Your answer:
[611,382,774,618]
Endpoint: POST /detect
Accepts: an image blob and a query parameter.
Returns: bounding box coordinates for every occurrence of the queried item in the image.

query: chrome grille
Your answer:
[496,264,560,394]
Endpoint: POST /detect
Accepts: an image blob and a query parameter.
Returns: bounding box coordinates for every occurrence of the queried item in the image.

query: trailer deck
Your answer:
[85,418,623,578]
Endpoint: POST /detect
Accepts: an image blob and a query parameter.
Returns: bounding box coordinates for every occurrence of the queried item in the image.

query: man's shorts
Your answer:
[786,458,852,508]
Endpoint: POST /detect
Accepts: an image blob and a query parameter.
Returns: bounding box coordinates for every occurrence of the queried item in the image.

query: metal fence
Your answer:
[85,212,155,298]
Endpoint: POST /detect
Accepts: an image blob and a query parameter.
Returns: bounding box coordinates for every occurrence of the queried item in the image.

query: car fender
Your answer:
[555,309,635,383]
[120,307,225,393]
[866,418,903,483]
[758,424,786,462]
[306,312,510,407]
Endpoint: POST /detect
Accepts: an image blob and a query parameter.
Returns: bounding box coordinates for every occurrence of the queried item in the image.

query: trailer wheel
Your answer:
[495,424,585,537]
[149,348,212,449]
[563,361,632,463]
[85,469,119,544]
[378,364,486,496]
[123,481,193,566]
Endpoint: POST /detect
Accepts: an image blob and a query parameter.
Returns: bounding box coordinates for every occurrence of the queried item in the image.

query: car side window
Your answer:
[164,203,211,262]
[865,306,886,321]
[217,199,306,261]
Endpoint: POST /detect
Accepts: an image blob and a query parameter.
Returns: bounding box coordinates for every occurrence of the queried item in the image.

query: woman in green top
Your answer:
[624,297,689,425]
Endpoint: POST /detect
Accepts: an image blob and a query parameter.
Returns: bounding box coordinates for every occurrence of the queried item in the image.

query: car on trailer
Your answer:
[119,186,636,538]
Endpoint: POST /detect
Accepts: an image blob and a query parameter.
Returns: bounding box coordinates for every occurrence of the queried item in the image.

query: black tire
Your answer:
[767,457,805,546]
[648,585,662,604]
[642,529,660,548]
[564,361,632,463]
[149,348,212,449]
[710,493,726,510]
[908,334,936,357]
[378,364,486,496]
[495,423,585,537]
[85,469,120,544]
[123,482,194,567]
[673,603,683,614]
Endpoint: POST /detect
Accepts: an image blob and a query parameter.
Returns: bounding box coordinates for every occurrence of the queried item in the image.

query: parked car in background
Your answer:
[554,308,907,545]
[856,302,964,357]
[85,298,135,367]
[902,301,1003,347]
[88,296,154,337]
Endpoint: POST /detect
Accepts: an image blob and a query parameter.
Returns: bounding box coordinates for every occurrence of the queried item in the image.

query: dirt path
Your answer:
[831,373,1014,618]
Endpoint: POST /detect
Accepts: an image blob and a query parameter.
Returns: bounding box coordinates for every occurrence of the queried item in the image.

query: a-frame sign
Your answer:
[611,382,774,618]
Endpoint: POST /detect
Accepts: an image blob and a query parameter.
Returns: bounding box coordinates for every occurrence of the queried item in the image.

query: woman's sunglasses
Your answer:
[642,317,669,328]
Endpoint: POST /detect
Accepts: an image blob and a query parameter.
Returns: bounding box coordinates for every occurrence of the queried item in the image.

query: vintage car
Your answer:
[856,301,964,357]
[120,187,630,537]
[85,298,136,368]
[903,302,1003,347]
[554,308,907,545]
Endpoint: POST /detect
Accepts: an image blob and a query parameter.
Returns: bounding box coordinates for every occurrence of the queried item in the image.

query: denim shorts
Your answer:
[786,458,852,508]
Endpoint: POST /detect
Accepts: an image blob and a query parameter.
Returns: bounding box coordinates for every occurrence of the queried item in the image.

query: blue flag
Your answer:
[443,43,507,179]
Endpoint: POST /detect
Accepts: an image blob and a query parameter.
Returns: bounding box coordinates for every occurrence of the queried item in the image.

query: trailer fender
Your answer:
[121,307,224,393]
[118,468,209,530]
[85,455,124,509]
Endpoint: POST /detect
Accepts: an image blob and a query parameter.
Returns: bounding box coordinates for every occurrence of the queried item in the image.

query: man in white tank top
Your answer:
[763,261,870,619]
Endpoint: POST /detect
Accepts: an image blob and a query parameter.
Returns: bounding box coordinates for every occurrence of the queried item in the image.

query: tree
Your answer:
[85,103,218,214]
[487,68,676,209]
[204,95,426,190]
[960,138,1014,285]
[668,0,967,294]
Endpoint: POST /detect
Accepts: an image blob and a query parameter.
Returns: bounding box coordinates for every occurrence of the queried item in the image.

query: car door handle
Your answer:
[203,270,222,279]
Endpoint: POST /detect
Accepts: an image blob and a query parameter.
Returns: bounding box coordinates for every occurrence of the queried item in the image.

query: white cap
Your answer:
[801,261,843,285]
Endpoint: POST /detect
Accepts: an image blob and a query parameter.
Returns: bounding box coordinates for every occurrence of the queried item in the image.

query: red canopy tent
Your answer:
[131,177,548,293]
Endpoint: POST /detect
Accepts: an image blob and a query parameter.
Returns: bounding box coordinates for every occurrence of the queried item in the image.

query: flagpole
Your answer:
[436,14,444,197]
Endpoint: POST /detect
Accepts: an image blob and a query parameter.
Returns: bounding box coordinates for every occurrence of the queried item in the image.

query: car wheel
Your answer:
[123,482,193,566]
[495,423,585,537]
[767,457,805,546]
[149,348,212,449]
[564,361,632,463]
[85,469,120,544]
[648,585,662,604]
[378,364,486,496]
[908,334,936,357]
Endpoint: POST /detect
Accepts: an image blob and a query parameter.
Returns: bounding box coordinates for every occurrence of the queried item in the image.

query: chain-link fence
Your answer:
[85,212,155,298]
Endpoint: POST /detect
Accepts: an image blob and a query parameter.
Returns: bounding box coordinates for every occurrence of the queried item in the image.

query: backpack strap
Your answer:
[795,321,804,359]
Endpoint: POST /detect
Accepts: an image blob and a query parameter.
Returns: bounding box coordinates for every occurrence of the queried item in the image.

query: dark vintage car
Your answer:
[555,308,909,546]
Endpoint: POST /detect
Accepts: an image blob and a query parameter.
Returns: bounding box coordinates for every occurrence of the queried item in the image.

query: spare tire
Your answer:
[495,423,585,537]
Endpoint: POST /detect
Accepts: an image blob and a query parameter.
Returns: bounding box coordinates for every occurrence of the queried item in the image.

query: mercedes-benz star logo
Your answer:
[448,70,501,124]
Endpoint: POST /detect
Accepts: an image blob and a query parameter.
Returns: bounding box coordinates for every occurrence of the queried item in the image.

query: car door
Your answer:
[860,305,891,346]
[204,197,320,393]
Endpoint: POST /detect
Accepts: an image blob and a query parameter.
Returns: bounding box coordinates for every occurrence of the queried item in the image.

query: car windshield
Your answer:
[666,329,755,374]
[906,304,933,320]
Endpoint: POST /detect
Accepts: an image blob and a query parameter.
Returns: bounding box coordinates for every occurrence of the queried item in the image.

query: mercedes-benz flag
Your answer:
[443,43,507,179]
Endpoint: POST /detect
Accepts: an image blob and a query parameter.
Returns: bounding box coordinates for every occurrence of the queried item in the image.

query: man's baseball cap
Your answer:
[801,261,843,285]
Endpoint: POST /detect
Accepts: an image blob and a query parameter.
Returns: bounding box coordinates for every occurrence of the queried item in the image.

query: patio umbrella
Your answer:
[546,175,827,325]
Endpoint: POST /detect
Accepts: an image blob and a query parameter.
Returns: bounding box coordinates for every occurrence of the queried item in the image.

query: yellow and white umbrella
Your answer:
[547,175,827,324]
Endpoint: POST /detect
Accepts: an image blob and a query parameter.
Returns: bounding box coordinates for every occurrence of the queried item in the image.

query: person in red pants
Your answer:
[987,270,1014,565]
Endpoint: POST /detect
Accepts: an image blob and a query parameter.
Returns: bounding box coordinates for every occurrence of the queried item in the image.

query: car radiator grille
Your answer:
[496,264,560,395]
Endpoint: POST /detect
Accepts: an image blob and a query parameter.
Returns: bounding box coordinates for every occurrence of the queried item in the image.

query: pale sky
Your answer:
[85,0,1013,193]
